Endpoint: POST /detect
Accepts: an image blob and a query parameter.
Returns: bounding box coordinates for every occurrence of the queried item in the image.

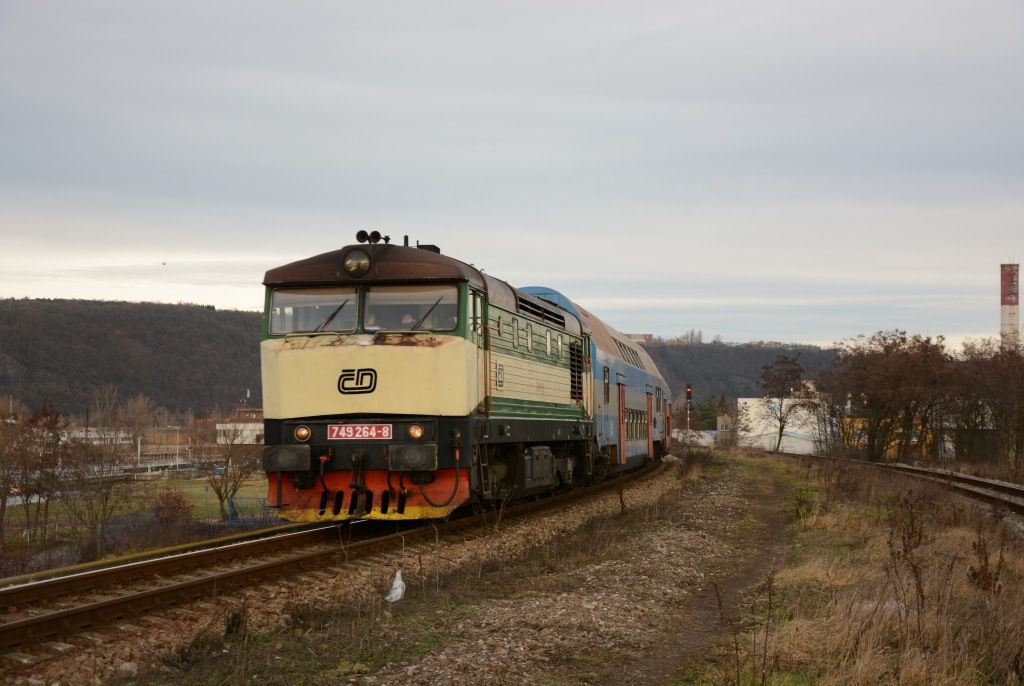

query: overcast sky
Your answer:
[1,1,1021,347]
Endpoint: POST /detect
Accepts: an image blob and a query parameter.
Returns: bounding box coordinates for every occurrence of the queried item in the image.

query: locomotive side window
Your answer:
[526,323,533,352]
[512,318,519,348]
[603,367,610,404]
[546,330,552,355]
[365,284,458,332]
[270,287,358,334]
[472,292,483,335]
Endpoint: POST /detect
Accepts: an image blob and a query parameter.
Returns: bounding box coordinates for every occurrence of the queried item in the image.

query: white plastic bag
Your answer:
[385,569,406,603]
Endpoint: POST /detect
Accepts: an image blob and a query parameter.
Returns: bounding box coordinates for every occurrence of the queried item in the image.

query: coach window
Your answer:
[603,367,610,404]
[270,287,357,334]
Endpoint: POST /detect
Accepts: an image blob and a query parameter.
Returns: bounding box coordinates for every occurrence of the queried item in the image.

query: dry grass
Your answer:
[688,457,1024,685]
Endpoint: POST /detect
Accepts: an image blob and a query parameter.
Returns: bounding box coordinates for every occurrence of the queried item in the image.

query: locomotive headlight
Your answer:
[408,424,424,440]
[343,249,371,277]
[294,425,311,442]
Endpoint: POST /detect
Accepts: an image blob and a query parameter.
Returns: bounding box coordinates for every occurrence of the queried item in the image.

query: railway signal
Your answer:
[685,384,692,438]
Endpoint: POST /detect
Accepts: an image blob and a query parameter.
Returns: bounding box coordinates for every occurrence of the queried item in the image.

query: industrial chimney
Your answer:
[1002,263,1020,350]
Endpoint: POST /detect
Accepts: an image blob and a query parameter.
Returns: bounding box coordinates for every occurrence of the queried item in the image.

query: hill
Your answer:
[0,298,262,415]
[0,299,837,416]
[643,340,837,404]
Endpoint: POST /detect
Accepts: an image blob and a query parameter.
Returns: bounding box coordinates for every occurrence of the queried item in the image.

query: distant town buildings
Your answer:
[216,406,264,445]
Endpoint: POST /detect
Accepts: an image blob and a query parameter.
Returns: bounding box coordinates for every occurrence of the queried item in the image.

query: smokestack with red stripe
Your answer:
[1002,263,1020,351]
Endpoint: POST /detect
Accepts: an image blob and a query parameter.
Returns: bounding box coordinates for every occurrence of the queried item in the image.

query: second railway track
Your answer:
[770,450,1024,515]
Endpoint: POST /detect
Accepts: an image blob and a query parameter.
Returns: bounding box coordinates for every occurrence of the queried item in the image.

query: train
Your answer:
[260,232,672,521]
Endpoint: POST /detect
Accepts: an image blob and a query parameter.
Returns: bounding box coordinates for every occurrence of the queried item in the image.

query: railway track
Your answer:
[0,463,662,663]
[770,451,1024,515]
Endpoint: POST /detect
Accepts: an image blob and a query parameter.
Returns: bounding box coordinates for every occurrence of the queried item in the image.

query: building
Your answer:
[736,397,819,454]
[216,406,264,445]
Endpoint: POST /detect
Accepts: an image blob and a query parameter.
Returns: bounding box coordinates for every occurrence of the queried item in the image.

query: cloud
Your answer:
[0,1,1021,343]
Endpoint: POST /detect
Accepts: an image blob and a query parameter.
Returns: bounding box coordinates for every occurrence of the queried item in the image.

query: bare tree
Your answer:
[59,438,142,560]
[0,416,21,550]
[12,406,65,546]
[120,393,157,435]
[58,387,148,560]
[0,394,27,419]
[193,423,259,521]
[817,331,948,462]
[759,355,805,452]
[954,340,1024,474]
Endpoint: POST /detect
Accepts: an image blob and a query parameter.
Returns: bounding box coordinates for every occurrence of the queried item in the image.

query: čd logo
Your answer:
[338,368,377,394]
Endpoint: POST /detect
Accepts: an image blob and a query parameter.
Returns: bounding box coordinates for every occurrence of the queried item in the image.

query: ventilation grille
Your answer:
[517,296,566,328]
[570,341,584,401]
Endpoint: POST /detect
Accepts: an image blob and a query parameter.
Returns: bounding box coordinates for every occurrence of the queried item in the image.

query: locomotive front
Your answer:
[260,236,486,521]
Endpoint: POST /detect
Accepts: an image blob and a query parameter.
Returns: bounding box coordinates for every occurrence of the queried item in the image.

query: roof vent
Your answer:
[416,242,441,254]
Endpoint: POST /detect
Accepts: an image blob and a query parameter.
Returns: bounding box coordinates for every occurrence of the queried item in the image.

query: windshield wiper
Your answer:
[412,296,444,330]
[314,299,350,332]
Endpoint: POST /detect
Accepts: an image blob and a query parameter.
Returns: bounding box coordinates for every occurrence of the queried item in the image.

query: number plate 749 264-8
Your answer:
[327,424,393,440]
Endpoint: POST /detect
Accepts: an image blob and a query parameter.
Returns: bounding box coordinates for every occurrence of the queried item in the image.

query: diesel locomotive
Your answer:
[260,233,672,521]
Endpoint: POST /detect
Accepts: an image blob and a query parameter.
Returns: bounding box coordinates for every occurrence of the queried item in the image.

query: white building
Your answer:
[216,407,264,445]
[736,397,819,454]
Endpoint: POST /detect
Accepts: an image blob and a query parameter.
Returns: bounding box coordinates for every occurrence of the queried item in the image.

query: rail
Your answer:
[767,451,1024,515]
[0,461,664,651]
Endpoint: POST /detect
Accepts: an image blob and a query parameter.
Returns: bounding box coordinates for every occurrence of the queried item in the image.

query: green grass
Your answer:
[151,475,268,518]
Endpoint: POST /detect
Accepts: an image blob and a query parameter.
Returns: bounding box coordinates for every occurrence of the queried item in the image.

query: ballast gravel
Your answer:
[8,456,758,685]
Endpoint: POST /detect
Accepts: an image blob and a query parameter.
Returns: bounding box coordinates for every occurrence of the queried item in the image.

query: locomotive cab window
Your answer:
[364,284,458,332]
[270,287,358,334]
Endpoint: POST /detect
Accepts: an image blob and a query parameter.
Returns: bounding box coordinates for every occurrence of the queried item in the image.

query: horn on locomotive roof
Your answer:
[356,230,390,244]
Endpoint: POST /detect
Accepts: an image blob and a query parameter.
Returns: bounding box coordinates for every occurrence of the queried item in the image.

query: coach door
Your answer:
[646,391,654,459]
[666,402,672,447]
[617,381,626,464]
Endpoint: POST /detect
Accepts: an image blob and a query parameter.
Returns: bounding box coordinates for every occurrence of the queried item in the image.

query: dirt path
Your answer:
[604,457,794,684]
[360,452,799,686]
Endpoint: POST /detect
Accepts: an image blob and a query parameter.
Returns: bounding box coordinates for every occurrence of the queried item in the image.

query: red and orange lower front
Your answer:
[267,468,470,521]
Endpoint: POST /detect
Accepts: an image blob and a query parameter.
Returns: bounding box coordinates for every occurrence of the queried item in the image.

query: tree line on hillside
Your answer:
[644,340,838,406]
[0,298,262,415]
[1,299,843,416]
